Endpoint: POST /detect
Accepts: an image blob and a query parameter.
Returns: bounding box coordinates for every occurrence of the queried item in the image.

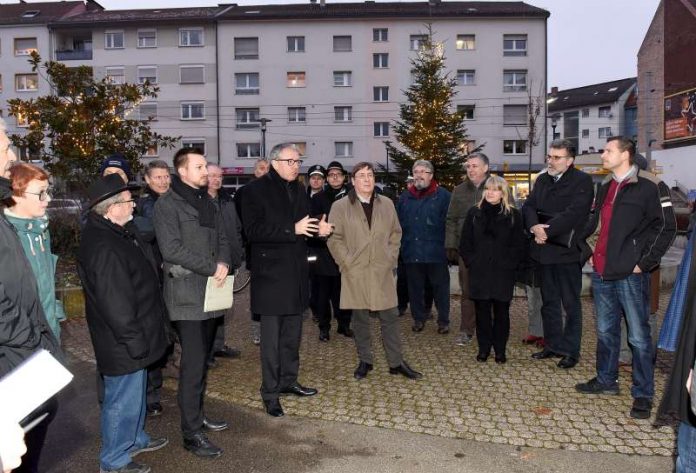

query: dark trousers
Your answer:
[172,318,218,437]
[540,263,583,359]
[316,274,351,332]
[474,299,511,356]
[405,262,450,326]
[146,360,164,407]
[352,308,403,368]
[260,314,302,402]
[16,396,58,473]
[211,308,235,354]
[396,259,434,313]
[309,274,320,317]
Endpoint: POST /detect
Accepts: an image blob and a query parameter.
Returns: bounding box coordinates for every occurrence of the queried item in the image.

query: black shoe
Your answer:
[476,353,489,362]
[411,321,425,332]
[575,377,620,395]
[319,330,330,342]
[437,324,450,334]
[100,461,151,473]
[354,361,374,379]
[130,437,169,458]
[557,356,578,369]
[337,326,354,338]
[531,349,561,360]
[146,402,162,417]
[398,307,407,316]
[183,432,222,458]
[214,346,241,359]
[202,417,228,432]
[206,358,216,368]
[388,361,422,380]
[629,398,653,419]
[495,354,507,364]
[263,399,285,417]
[280,383,318,397]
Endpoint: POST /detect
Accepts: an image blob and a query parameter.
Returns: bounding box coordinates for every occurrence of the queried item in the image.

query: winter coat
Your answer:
[154,186,231,321]
[445,177,487,250]
[77,212,169,376]
[134,187,163,282]
[0,187,62,377]
[397,184,450,264]
[327,191,402,311]
[241,166,311,316]
[4,211,65,340]
[522,165,593,265]
[460,204,526,302]
[214,189,244,271]
[307,189,347,277]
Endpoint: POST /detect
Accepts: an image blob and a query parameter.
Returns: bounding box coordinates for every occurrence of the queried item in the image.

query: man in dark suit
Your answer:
[241,143,332,417]
[522,139,593,369]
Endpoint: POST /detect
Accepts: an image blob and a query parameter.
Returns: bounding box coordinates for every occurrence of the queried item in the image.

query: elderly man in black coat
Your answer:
[78,174,170,473]
[241,143,332,417]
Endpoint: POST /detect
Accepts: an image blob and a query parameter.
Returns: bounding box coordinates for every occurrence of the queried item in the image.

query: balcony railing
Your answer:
[55,50,92,61]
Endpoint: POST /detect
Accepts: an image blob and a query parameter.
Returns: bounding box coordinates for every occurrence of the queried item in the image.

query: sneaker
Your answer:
[455,333,473,346]
[629,398,653,419]
[575,377,620,395]
[100,462,151,473]
[130,437,169,457]
[251,321,261,346]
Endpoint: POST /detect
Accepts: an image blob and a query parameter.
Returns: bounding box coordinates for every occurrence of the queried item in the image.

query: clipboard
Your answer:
[203,275,234,312]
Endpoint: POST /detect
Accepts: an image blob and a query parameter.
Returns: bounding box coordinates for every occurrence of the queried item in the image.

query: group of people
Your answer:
[1,118,695,472]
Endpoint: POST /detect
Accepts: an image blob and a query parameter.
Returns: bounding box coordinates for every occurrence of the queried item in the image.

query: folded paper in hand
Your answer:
[204,275,234,312]
[537,211,575,248]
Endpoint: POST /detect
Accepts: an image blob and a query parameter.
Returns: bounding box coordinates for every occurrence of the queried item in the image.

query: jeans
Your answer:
[405,262,450,326]
[677,422,696,473]
[540,263,583,358]
[591,272,654,399]
[100,369,149,471]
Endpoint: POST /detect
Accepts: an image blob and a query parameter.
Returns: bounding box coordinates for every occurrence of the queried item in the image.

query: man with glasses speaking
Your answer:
[241,143,333,417]
[522,139,593,370]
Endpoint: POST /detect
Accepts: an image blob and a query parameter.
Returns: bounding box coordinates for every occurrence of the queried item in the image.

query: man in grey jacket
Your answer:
[154,148,231,459]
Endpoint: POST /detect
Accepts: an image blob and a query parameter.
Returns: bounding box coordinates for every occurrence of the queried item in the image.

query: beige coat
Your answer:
[327,192,402,311]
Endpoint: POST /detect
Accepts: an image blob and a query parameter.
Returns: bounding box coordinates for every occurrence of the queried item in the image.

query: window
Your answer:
[21,10,40,18]
[373,53,389,69]
[456,70,475,86]
[15,73,38,91]
[504,140,527,155]
[288,107,306,123]
[374,122,389,137]
[137,30,157,48]
[105,67,125,85]
[234,37,259,59]
[373,86,389,102]
[598,127,612,138]
[335,142,353,158]
[503,105,527,125]
[334,106,352,122]
[139,102,157,121]
[503,34,527,56]
[137,66,157,85]
[287,36,305,52]
[179,65,205,84]
[14,38,37,56]
[179,28,204,47]
[410,34,427,50]
[182,138,206,155]
[582,129,590,138]
[237,142,261,158]
[373,28,388,42]
[180,102,205,120]
[333,36,352,52]
[598,106,611,118]
[503,70,527,92]
[457,104,475,120]
[293,142,307,157]
[235,73,259,95]
[333,71,352,87]
[456,34,475,50]
[582,108,590,118]
[143,143,159,157]
[287,72,305,88]
[104,31,124,49]
[236,108,260,128]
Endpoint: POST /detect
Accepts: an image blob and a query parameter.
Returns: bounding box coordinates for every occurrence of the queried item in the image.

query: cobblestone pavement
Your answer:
[62,289,678,458]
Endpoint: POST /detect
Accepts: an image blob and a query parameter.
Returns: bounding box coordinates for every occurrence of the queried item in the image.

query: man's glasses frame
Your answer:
[274,158,304,167]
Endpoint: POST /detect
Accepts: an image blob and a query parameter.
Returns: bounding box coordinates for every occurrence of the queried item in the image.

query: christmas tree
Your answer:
[387,25,472,190]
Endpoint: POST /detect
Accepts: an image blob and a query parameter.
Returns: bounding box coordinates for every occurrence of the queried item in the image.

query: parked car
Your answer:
[47,198,83,217]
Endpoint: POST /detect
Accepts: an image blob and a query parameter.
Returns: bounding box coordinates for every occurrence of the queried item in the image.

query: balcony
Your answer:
[56,49,92,61]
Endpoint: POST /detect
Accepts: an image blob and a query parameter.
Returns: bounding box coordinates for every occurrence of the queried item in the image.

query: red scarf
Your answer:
[408,179,438,199]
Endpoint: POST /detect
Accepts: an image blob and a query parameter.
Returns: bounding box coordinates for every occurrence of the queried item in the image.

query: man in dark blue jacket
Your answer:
[397,160,451,334]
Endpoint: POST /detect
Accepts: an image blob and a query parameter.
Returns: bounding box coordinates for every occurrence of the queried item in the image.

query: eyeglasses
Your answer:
[274,158,303,167]
[413,170,433,175]
[115,199,136,206]
[327,172,344,178]
[24,188,53,201]
[546,155,570,161]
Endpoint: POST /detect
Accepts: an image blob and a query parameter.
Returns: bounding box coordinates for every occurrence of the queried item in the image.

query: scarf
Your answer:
[480,200,504,237]
[170,175,216,228]
[408,179,438,199]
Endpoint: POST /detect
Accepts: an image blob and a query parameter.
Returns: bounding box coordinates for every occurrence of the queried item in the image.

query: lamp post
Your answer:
[551,118,558,140]
[258,118,272,157]
[383,140,391,187]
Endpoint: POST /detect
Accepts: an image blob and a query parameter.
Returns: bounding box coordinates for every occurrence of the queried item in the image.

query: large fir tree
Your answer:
[387,26,472,190]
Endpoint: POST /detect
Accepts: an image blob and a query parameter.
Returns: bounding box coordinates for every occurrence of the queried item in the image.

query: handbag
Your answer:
[537,211,575,248]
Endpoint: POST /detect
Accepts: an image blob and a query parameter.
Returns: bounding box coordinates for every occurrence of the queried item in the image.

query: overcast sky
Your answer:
[28,0,661,91]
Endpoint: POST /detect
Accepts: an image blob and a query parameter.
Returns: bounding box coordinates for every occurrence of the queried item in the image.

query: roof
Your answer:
[216,1,549,21]
[547,77,637,113]
[50,6,221,26]
[0,1,96,26]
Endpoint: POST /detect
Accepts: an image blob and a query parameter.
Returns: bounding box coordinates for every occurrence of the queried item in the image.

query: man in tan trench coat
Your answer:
[327,162,422,380]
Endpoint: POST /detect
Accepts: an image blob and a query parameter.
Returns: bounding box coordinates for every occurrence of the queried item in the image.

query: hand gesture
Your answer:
[531,223,549,245]
[295,215,319,236]
[317,214,334,237]
[213,262,229,287]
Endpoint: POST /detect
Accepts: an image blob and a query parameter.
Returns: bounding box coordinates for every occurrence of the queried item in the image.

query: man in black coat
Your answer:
[78,174,170,473]
[241,143,332,417]
[522,139,593,369]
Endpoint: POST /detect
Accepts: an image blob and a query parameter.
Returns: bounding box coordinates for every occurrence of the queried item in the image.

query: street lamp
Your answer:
[258,118,272,157]
[383,140,391,187]
[551,118,558,140]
